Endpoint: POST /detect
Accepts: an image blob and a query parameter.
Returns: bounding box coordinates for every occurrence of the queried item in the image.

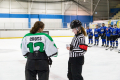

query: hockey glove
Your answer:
[70,44,73,51]
[48,57,52,66]
[24,52,29,58]
[110,34,113,37]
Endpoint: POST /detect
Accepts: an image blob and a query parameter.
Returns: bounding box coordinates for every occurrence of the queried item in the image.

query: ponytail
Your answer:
[30,21,44,34]
[30,27,36,34]
[80,27,87,36]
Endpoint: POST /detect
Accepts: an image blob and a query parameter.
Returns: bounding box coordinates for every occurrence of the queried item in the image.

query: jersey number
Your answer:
[27,42,44,53]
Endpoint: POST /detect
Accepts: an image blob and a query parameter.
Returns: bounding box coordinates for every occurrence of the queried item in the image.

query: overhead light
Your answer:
[84,0,86,2]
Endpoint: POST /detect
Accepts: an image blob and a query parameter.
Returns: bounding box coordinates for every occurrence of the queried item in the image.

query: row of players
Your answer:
[86,23,120,48]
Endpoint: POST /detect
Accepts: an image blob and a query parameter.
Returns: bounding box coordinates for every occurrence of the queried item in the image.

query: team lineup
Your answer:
[86,23,120,52]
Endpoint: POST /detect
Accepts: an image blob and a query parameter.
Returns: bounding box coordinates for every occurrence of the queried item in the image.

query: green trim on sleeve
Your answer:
[54,44,57,48]
[54,53,58,57]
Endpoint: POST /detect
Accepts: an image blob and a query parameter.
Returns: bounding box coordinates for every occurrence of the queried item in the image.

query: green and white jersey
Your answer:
[21,33,58,57]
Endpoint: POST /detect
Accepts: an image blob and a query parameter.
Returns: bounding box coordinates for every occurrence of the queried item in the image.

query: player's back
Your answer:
[22,33,50,53]
[21,32,58,57]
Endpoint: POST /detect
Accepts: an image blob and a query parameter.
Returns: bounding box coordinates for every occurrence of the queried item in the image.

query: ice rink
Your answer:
[0,37,120,80]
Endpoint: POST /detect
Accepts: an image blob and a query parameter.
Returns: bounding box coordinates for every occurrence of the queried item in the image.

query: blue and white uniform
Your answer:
[86,28,93,44]
[100,26,107,45]
[111,27,118,47]
[94,28,100,45]
[106,27,112,46]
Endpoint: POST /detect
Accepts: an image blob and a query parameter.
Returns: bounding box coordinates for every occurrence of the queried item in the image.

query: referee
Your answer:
[66,20,88,80]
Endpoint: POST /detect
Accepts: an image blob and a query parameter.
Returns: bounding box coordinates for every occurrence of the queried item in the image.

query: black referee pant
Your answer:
[67,57,84,80]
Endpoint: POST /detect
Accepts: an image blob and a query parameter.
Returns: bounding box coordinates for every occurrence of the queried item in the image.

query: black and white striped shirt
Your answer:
[69,33,86,57]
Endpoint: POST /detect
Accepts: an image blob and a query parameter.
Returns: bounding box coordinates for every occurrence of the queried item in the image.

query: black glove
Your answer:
[90,35,92,37]
[48,57,52,66]
[24,52,29,58]
[110,34,113,37]
[70,44,73,51]
[89,35,93,39]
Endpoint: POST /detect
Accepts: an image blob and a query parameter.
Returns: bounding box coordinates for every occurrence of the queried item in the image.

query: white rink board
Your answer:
[0,30,74,38]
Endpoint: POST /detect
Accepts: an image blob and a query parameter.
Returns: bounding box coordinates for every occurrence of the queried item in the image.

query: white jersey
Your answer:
[21,33,58,57]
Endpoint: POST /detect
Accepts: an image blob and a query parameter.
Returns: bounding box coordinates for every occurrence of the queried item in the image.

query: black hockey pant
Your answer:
[25,51,49,80]
[25,69,49,80]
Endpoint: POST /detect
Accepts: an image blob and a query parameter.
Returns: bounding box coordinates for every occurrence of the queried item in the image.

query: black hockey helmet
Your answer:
[70,20,82,29]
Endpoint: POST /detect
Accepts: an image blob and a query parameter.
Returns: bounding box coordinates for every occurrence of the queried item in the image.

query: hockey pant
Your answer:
[94,37,99,45]
[101,34,106,45]
[107,36,112,46]
[25,59,49,80]
[102,39,106,45]
[25,51,49,80]
[112,35,118,47]
[88,36,93,44]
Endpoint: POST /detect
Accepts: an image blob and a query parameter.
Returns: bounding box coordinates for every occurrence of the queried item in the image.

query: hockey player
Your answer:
[86,26,93,44]
[100,23,107,46]
[21,21,58,80]
[111,24,118,48]
[110,25,113,48]
[94,25,100,46]
[66,20,88,80]
[106,24,112,47]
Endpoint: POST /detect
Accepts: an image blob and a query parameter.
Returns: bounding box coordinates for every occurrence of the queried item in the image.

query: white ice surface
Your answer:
[0,37,120,80]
